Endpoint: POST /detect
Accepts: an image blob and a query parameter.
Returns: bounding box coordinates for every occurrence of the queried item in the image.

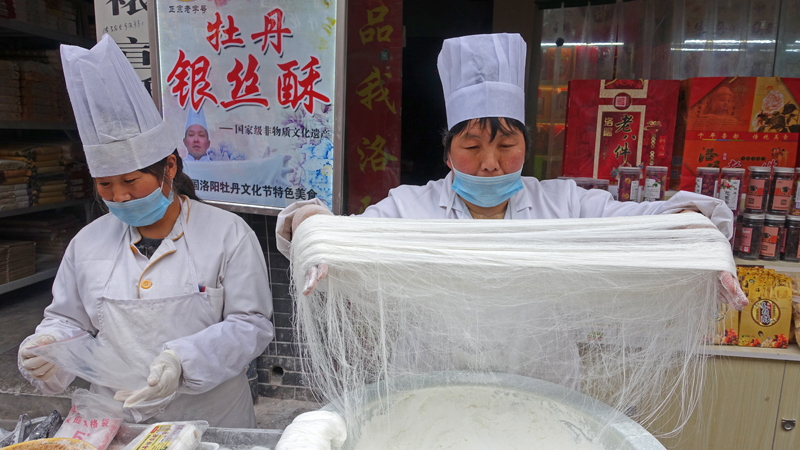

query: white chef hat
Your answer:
[61,34,174,177]
[437,33,527,130]
[185,106,208,133]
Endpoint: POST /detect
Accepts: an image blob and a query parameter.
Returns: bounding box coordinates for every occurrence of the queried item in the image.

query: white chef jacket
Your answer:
[184,153,210,162]
[276,173,734,257]
[20,197,274,426]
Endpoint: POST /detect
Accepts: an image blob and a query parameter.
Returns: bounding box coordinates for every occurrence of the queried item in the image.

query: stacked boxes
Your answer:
[0,54,71,123]
[562,79,680,184]
[0,212,82,267]
[0,61,21,121]
[0,240,36,283]
[0,158,29,211]
[673,77,800,191]
[18,61,64,122]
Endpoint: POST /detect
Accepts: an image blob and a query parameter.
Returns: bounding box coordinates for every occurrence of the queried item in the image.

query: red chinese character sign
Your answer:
[345,0,402,214]
[154,0,341,211]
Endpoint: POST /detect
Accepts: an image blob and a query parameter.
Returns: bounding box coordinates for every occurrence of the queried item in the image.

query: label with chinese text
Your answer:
[772,179,793,210]
[719,179,741,209]
[156,0,339,209]
[761,225,779,257]
[739,227,753,252]
[643,177,661,200]
[745,179,766,209]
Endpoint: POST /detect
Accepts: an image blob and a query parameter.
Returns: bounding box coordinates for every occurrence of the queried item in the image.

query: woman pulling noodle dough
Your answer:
[278,33,747,313]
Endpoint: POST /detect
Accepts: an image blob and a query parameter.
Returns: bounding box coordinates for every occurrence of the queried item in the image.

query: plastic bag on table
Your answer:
[29,333,180,424]
[121,421,209,450]
[28,332,146,391]
[24,410,64,441]
[0,415,31,447]
[54,389,124,450]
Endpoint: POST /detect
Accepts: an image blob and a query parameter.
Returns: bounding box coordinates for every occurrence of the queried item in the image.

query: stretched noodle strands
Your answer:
[290,213,735,439]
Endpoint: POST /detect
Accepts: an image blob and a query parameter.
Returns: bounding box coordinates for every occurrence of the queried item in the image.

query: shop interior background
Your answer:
[391,0,800,191]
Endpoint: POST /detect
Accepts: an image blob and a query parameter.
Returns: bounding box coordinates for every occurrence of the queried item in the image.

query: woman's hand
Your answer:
[291,204,332,239]
[718,272,748,310]
[303,263,328,295]
[19,335,58,381]
[114,350,182,407]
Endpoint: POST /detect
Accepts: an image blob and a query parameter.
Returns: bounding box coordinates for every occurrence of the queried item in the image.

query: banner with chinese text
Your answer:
[345,0,401,214]
[154,0,339,209]
[95,0,152,95]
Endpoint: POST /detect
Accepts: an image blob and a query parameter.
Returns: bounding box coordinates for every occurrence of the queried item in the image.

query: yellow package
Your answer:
[739,273,792,348]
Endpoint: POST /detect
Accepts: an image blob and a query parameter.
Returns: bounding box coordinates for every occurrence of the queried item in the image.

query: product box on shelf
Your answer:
[562,79,680,183]
[737,266,792,348]
[707,302,739,345]
[673,77,800,191]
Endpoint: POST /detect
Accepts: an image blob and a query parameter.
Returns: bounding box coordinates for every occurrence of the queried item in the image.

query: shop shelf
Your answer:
[0,18,95,48]
[0,199,92,219]
[0,265,58,295]
[0,121,77,130]
[703,344,800,362]
[735,257,800,273]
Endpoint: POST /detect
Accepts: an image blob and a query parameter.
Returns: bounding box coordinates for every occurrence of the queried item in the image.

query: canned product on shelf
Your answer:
[643,166,668,201]
[585,178,609,191]
[733,214,743,253]
[717,168,745,215]
[759,214,786,261]
[789,167,800,217]
[767,167,794,215]
[737,213,765,260]
[617,166,642,202]
[782,216,800,262]
[695,167,719,197]
[744,166,771,213]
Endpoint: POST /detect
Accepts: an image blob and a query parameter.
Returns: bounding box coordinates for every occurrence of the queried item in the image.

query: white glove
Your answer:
[291,204,332,237]
[289,204,333,296]
[114,349,182,408]
[19,335,57,381]
[718,271,748,310]
[303,263,328,295]
[276,411,347,450]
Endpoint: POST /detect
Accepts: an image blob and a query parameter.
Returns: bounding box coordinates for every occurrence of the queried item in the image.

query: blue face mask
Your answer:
[450,160,524,208]
[104,178,174,227]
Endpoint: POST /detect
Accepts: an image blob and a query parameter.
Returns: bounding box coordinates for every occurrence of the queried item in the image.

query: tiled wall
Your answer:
[240,213,316,402]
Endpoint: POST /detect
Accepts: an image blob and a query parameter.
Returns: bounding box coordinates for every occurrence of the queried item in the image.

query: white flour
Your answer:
[352,386,608,450]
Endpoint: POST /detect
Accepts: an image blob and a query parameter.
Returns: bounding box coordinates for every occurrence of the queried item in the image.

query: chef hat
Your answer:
[185,106,208,133]
[437,33,527,130]
[61,34,174,177]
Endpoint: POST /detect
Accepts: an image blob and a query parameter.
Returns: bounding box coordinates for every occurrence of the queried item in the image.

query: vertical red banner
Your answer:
[346,0,402,214]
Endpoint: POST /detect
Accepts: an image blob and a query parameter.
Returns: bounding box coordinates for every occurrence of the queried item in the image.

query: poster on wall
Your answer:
[152,0,341,211]
[94,0,152,95]
[345,0,402,215]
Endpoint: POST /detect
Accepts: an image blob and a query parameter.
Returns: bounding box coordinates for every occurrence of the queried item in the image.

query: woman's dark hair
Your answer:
[139,149,202,201]
[441,117,531,164]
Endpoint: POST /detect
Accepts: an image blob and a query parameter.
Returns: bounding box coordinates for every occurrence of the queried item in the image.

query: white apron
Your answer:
[90,205,256,428]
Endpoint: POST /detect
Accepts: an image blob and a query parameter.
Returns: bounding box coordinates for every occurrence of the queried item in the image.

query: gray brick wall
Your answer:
[240,213,316,402]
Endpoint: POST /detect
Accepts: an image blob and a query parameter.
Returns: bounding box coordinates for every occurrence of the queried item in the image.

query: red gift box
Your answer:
[673,77,800,191]
[562,79,679,183]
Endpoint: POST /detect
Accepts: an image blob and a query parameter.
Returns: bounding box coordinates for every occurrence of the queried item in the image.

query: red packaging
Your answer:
[673,77,800,191]
[562,79,680,183]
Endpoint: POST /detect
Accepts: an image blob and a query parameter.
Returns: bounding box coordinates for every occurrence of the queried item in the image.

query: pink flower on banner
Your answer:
[762,90,785,114]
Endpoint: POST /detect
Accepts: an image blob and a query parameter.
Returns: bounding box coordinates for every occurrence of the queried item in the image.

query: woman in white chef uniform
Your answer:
[17,36,274,428]
[276,33,748,386]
